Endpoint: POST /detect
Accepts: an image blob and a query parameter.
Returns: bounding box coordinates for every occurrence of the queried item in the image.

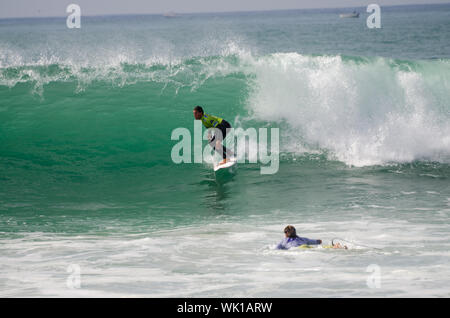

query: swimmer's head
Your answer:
[284,225,297,238]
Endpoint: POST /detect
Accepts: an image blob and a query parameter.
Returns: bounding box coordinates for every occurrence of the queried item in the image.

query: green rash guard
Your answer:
[201,113,223,128]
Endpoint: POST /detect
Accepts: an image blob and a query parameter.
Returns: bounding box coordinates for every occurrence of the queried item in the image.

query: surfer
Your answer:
[276,225,347,249]
[276,225,322,249]
[193,106,233,166]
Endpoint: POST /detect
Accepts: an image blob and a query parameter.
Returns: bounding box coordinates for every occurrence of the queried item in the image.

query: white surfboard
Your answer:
[213,158,237,172]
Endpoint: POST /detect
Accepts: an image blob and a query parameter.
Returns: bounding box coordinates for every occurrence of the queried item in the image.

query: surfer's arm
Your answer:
[299,237,322,245]
[276,239,287,250]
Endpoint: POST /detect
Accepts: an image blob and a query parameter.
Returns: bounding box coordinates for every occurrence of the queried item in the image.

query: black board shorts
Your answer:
[209,120,231,143]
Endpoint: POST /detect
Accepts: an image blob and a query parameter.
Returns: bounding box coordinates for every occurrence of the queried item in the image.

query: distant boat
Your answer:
[163,12,177,18]
[339,11,360,18]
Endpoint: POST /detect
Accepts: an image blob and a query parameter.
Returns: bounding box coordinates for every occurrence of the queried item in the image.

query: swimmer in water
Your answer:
[276,225,347,249]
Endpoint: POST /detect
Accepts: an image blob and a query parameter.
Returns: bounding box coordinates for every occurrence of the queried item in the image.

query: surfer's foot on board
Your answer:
[219,158,229,166]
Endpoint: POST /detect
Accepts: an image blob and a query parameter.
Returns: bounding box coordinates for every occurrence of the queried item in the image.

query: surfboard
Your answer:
[298,244,347,249]
[213,158,237,173]
[298,244,332,249]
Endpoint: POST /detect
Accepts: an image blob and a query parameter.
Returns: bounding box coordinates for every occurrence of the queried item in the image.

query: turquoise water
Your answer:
[0,5,449,297]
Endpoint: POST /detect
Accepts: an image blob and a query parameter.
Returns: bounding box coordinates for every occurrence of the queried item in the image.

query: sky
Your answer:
[1,0,450,19]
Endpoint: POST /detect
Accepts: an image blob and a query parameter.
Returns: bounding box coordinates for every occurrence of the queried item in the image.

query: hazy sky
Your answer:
[1,0,450,18]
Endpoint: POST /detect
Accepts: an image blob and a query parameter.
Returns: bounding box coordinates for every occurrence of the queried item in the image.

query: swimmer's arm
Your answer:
[301,237,322,245]
[276,240,286,250]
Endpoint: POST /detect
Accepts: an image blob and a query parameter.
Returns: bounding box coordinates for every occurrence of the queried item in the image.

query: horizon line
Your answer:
[1,2,449,20]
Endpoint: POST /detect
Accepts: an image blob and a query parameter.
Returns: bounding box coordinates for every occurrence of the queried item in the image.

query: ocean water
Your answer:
[0,4,449,297]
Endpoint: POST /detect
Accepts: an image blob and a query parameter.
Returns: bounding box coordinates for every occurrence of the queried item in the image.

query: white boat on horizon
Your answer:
[339,11,360,18]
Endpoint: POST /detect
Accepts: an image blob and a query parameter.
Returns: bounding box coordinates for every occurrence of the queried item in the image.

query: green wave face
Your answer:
[1,52,449,167]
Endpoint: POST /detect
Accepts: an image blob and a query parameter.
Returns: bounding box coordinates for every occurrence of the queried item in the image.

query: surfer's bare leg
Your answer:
[209,127,233,165]
[212,140,229,165]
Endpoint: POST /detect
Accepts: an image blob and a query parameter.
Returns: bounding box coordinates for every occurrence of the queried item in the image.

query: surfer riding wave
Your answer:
[193,105,234,166]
